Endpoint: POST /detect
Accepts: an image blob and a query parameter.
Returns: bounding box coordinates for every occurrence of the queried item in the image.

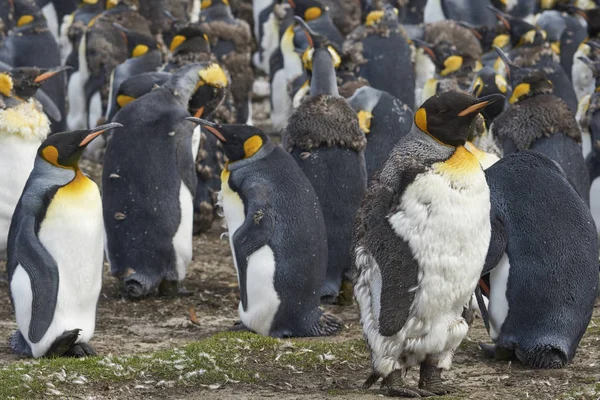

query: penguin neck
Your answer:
[310,48,339,98]
[226,140,275,172]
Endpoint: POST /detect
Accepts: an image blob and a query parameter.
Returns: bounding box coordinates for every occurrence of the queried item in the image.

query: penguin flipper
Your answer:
[232,191,275,311]
[481,212,507,276]
[9,215,60,344]
[176,123,199,195]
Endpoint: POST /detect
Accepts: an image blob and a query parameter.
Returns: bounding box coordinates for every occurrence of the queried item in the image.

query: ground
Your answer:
[0,92,599,399]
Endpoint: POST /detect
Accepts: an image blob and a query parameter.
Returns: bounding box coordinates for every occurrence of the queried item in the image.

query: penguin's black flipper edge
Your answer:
[175,124,199,195]
[481,212,507,276]
[9,215,60,345]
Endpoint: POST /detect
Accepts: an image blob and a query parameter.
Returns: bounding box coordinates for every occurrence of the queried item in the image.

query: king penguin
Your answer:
[284,18,367,303]
[353,91,502,396]
[0,66,67,260]
[478,150,598,368]
[187,118,342,338]
[102,63,227,299]
[7,122,122,358]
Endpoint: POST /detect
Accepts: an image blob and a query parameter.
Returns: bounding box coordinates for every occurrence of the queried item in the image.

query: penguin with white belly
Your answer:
[187,118,342,338]
[7,122,123,358]
[353,91,503,396]
[103,63,227,299]
[0,66,68,260]
[478,150,598,368]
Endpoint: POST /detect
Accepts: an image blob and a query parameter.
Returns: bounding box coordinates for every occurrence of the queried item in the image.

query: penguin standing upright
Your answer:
[0,67,66,260]
[7,122,122,358]
[491,48,590,204]
[348,86,414,180]
[344,6,415,110]
[423,0,498,26]
[479,151,598,368]
[353,92,502,396]
[287,0,344,49]
[284,19,367,303]
[103,63,227,299]
[187,118,342,338]
[471,66,508,125]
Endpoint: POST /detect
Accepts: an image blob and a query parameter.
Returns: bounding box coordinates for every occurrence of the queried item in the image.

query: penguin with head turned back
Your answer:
[284,18,367,304]
[103,62,227,299]
[491,48,590,205]
[353,91,502,396]
[471,66,508,126]
[348,86,414,180]
[0,66,67,260]
[478,150,598,368]
[187,118,341,338]
[8,122,122,358]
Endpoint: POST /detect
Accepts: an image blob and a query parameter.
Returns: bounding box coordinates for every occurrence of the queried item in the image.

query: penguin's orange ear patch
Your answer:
[0,73,13,97]
[415,108,427,133]
[243,135,263,158]
[17,15,34,27]
[304,6,322,21]
[117,94,135,108]
[170,35,186,52]
[201,0,212,9]
[42,145,60,167]
[132,44,149,57]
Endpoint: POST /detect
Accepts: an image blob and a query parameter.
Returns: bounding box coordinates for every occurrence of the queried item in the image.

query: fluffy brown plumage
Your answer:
[320,0,362,36]
[424,20,482,61]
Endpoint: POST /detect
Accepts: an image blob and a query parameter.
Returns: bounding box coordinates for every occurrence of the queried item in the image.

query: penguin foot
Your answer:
[480,343,515,361]
[65,343,97,358]
[418,359,452,396]
[158,280,194,297]
[311,312,343,337]
[333,279,354,306]
[319,281,341,304]
[228,321,253,333]
[380,370,429,397]
[386,387,429,397]
[479,342,497,358]
[121,279,147,300]
[47,329,81,357]
[361,372,381,389]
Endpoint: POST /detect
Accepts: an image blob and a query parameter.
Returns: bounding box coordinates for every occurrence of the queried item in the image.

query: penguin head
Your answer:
[295,17,341,73]
[489,5,547,48]
[39,123,122,169]
[186,118,270,163]
[112,23,160,58]
[0,66,69,102]
[495,47,554,103]
[414,92,505,147]
[169,25,211,54]
[11,0,45,30]
[413,40,480,77]
[471,66,508,98]
[287,0,326,22]
[80,0,119,10]
[458,21,508,53]
[578,55,600,89]
[201,0,230,9]
[364,5,399,28]
[109,72,171,120]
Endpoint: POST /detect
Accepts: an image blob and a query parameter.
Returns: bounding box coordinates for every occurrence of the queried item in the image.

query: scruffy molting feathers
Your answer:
[423,20,483,61]
[320,0,362,36]
[284,96,366,152]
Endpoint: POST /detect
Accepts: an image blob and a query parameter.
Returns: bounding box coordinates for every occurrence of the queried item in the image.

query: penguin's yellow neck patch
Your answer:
[220,161,230,183]
[201,0,212,8]
[473,77,484,97]
[509,83,530,104]
[0,73,13,97]
[17,15,34,27]
[132,44,149,57]
[357,110,372,134]
[0,100,50,141]
[493,34,510,49]
[198,64,228,88]
[551,41,561,55]
[495,75,507,93]
[243,135,263,158]
[441,56,463,76]
[83,0,99,4]
[304,6,322,21]
[106,0,118,8]
[170,35,186,52]
[435,146,481,177]
[117,94,135,108]
[365,10,384,26]
[59,170,95,195]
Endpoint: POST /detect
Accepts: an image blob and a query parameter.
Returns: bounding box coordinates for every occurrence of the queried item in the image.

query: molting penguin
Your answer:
[284,18,367,303]
[491,48,590,204]
[0,67,67,260]
[318,0,361,36]
[343,6,415,110]
[348,86,414,180]
[423,0,497,26]
[478,150,598,368]
[353,91,502,396]
[103,63,227,299]
[187,118,342,337]
[7,122,122,358]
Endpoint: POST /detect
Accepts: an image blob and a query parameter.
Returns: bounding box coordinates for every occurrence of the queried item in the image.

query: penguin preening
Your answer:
[8,122,123,358]
[284,18,367,303]
[103,62,227,299]
[188,118,342,338]
[0,66,68,260]
[491,48,590,205]
[353,91,502,396]
[479,151,598,369]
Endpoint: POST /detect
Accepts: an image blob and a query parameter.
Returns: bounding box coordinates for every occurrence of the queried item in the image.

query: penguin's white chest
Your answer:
[424,0,446,23]
[388,148,491,364]
[218,171,281,336]
[14,173,104,357]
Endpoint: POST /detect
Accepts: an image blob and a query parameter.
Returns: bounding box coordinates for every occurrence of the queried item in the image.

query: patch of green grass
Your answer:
[0,332,368,399]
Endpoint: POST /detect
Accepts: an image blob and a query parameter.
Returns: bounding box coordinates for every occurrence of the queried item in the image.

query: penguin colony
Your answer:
[0,0,599,396]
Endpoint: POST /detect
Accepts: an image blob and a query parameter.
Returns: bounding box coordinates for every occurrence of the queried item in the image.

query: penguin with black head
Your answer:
[8,122,122,358]
[491,47,590,205]
[354,91,502,397]
[187,117,341,338]
[103,62,227,299]
[287,0,344,49]
[285,17,367,304]
[471,66,508,126]
[478,150,598,369]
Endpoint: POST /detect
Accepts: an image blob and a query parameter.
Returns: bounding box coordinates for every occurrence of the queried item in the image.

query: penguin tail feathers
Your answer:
[517,345,569,369]
[309,312,343,337]
[9,330,32,357]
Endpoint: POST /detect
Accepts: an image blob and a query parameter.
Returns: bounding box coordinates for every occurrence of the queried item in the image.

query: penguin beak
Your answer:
[487,5,511,29]
[186,117,227,142]
[494,46,514,74]
[294,16,315,48]
[79,122,123,147]
[287,0,296,8]
[458,94,505,116]
[34,66,72,83]
[412,39,437,61]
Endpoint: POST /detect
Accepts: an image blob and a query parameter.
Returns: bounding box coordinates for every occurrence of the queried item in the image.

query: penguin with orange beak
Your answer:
[7,122,122,358]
